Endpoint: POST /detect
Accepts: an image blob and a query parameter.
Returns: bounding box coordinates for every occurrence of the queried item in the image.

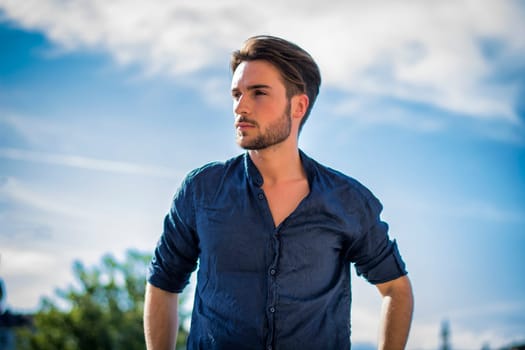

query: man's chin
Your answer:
[238,141,264,151]
[236,137,257,150]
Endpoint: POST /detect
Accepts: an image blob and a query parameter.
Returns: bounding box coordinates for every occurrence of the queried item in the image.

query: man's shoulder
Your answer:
[305,153,375,202]
[184,153,245,184]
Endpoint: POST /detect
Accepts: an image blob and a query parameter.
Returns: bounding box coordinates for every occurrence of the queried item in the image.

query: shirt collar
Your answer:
[244,153,264,187]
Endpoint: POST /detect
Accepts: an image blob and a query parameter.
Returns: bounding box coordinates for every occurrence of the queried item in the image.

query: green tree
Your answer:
[16,250,189,350]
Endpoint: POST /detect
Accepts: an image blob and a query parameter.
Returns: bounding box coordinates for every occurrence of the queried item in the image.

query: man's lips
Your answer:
[235,118,257,129]
[235,122,255,129]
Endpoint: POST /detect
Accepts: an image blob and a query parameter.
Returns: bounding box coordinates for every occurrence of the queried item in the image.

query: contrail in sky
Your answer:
[0,147,178,178]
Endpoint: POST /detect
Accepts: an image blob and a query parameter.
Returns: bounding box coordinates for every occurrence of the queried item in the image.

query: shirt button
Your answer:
[270,269,276,276]
[258,193,264,200]
[269,307,275,313]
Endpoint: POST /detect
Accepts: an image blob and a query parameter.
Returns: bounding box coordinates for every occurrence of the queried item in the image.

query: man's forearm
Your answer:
[144,283,179,350]
[377,276,414,350]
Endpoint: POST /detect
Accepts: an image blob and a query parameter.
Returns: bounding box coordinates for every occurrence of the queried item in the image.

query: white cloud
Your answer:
[0,176,86,218]
[0,174,168,310]
[346,275,525,349]
[385,189,525,225]
[0,113,182,178]
[0,147,178,178]
[0,247,68,311]
[332,97,447,133]
[0,248,56,275]
[446,306,525,350]
[0,0,523,128]
[0,112,71,150]
[405,319,518,350]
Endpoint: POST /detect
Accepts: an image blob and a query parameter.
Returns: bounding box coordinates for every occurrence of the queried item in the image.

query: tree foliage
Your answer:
[16,250,189,350]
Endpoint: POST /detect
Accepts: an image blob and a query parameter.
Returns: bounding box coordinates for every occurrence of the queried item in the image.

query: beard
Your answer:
[236,101,292,150]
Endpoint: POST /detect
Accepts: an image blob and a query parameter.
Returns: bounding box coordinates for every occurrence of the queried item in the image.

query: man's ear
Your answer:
[291,94,309,120]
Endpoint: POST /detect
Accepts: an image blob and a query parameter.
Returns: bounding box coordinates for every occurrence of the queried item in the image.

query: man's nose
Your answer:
[234,95,250,116]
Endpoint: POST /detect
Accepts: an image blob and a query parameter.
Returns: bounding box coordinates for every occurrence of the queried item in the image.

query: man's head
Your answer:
[231,35,321,132]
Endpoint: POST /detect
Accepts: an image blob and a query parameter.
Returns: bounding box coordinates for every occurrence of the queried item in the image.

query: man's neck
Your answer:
[248,142,306,185]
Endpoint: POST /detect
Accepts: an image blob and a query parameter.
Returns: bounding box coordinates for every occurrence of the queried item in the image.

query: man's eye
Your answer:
[254,90,266,96]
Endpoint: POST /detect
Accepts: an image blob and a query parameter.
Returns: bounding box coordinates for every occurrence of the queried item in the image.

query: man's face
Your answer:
[231,60,292,150]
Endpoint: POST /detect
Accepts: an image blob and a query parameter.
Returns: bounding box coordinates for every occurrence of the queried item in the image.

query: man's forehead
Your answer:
[231,60,283,89]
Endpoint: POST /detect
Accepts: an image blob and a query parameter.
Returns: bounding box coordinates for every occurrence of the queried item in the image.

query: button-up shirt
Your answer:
[148,150,408,349]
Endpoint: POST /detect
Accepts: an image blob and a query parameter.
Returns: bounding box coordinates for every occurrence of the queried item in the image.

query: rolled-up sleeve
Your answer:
[147,174,200,293]
[346,191,407,284]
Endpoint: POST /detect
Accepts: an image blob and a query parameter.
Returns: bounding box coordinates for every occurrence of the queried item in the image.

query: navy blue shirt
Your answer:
[148,151,407,349]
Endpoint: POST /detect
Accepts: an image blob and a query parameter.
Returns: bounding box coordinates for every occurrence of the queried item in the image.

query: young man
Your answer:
[144,35,414,350]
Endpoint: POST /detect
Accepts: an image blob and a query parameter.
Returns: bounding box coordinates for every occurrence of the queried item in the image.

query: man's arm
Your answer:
[144,283,179,350]
[376,275,414,350]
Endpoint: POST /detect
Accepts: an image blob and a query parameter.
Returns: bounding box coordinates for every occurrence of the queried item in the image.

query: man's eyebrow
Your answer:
[231,84,272,92]
[247,84,272,90]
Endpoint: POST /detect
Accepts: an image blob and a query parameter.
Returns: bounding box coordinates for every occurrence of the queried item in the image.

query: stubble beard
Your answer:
[237,101,292,151]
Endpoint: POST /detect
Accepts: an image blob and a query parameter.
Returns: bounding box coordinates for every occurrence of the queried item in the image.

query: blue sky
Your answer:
[0,1,524,349]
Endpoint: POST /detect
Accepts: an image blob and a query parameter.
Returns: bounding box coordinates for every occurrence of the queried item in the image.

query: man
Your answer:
[144,35,413,350]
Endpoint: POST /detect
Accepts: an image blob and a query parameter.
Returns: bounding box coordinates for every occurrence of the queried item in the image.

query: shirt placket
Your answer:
[266,224,281,350]
[254,185,281,350]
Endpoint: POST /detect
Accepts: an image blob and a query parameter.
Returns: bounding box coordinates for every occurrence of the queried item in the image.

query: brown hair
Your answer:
[231,35,321,131]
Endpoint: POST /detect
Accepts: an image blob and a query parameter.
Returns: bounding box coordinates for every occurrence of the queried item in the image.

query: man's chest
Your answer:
[262,179,310,228]
[194,190,363,279]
